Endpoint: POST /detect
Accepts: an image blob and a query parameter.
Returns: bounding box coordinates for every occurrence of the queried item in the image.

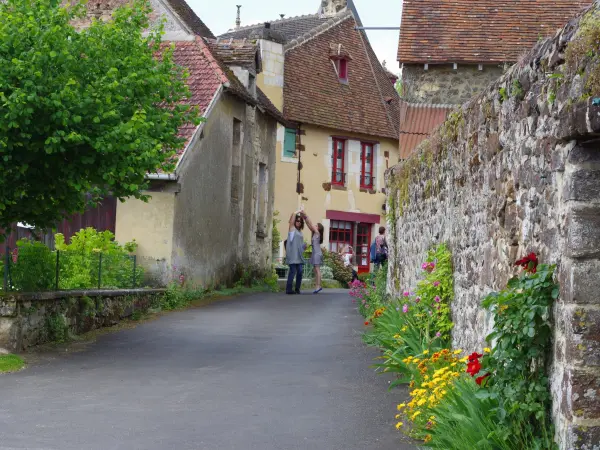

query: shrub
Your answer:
[320,265,334,280]
[323,249,352,286]
[9,239,55,291]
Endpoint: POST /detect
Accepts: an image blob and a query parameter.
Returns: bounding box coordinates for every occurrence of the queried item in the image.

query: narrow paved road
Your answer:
[0,289,414,450]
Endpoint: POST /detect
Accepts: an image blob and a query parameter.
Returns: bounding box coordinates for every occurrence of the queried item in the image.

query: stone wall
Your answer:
[386,6,600,449]
[0,289,164,352]
[402,64,505,105]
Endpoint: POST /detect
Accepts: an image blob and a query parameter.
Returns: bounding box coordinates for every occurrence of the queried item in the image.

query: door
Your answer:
[356,223,371,274]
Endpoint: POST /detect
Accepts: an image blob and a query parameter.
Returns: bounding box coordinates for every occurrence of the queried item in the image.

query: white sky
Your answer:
[186,0,403,74]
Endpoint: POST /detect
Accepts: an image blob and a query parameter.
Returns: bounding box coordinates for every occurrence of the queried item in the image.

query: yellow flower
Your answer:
[395,414,401,419]
[484,347,491,353]
[422,350,429,355]
[424,434,432,443]
[401,326,408,332]
[395,422,404,430]
[397,403,406,410]
[411,411,422,420]
[417,398,426,406]
[459,356,468,363]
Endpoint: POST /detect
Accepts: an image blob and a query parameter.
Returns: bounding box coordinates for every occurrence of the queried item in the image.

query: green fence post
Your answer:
[98,253,102,289]
[3,246,8,292]
[55,250,60,291]
[132,255,137,289]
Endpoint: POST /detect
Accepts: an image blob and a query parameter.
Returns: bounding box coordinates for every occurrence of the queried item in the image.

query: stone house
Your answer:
[220,0,400,274]
[80,0,286,287]
[397,0,592,158]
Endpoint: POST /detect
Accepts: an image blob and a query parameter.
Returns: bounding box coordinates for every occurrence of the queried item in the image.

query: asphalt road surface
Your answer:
[0,289,415,450]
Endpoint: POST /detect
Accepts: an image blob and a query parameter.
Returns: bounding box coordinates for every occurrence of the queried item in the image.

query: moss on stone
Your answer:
[566,10,600,96]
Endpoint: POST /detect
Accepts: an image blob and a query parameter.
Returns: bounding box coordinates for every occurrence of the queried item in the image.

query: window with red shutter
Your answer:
[360,143,374,189]
[338,59,348,81]
[331,138,346,186]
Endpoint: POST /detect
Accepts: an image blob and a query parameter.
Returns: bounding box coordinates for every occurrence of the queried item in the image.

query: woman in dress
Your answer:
[301,210,324,294]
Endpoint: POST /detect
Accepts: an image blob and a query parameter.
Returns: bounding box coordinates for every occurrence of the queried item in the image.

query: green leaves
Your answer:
[0,0,198,234]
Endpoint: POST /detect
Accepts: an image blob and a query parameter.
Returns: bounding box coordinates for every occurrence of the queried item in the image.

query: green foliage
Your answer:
[415,244,454,340]
[271,211,281,254]
[511,79,524,100]
[9,239,55,291]
[566,10,600,95]
[0,0,200,235]
[320,265,334,280]
[46,313,68,343]
[481,264,558,447]
[55,228,142,289]
[499,87,509,103]
[0,354,25,373]
[323,249,353,286]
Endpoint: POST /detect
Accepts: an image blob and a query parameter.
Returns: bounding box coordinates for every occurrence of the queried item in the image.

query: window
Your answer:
[256,163,268,236]
[283,128,297,158]
[231,118,242,201]
[337,59,348,82]
[329,220,353,253]
[360,143,374,189]
[331,138,345,186]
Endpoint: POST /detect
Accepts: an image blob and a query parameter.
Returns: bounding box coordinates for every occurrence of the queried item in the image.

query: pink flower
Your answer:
[421,263,428,270]
[403,291,410,297]
[433,281,440,287]
[434,296,441,303]
[436,332,441,337]
[436,305,441,310]
[415,297,421,303]
[402,304,409,313]
[365,304,370,309]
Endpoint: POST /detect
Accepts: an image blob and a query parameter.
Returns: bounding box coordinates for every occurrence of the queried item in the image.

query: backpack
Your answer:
[370,241,377,263]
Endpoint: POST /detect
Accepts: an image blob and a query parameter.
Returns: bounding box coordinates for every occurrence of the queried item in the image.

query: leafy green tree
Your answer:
[0,0,199,236]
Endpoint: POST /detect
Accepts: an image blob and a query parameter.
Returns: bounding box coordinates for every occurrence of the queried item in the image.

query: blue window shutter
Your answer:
[284,128,296,157]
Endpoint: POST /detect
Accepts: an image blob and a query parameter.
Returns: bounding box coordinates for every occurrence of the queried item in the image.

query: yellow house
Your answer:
[220,0,400,273]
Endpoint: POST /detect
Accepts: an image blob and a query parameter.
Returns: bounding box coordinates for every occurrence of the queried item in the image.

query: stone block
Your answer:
[568,145,600,166]
[569,369,600,419]
[564,170,600,202]
[567,425,600,450]
[0,297,16,317]
[567,205,600,258]
[565,307,600,367]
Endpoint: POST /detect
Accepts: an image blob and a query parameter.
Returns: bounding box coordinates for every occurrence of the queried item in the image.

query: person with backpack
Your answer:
[374,226,388,270]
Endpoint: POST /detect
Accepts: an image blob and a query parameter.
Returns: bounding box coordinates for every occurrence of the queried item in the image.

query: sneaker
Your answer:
[313,288,323,294]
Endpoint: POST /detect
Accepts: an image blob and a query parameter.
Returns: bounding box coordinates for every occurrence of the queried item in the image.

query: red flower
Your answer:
[466,352,483,377]
[364,321,369,326]
[515,252,538,274]
[475,373,491,386]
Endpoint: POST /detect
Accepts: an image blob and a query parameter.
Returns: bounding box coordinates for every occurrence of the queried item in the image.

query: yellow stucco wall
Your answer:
[273,123,399,259]
[115,191,176,279]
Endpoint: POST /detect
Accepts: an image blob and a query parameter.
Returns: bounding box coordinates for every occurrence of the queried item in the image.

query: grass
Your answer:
[0,354,25,373]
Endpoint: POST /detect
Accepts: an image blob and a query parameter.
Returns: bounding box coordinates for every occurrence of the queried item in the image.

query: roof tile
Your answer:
[398,0,592,63]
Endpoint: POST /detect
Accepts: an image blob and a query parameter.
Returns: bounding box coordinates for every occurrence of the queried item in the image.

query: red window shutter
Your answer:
[338,59,348,80]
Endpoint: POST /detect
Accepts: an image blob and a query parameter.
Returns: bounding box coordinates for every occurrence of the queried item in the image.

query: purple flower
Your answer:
[415,296,421,303]
[403,291,410,297]
[434,296,441,303]
[433,281,440,287]
[402,304,409,313]
[436,305,441,310]
[436,332,441,338]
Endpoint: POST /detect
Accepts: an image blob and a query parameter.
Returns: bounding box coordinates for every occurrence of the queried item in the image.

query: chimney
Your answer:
[235,5,241,29]
[319,0,347,17]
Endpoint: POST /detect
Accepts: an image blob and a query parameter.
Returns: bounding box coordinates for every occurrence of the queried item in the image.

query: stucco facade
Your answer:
[116,92,278,287]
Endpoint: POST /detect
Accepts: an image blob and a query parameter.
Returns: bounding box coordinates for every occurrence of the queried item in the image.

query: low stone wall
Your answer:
[386,6,600,449]
[0,289,164,352]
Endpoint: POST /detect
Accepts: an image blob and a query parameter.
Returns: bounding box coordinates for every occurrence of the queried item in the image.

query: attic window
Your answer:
[337,59,348,82]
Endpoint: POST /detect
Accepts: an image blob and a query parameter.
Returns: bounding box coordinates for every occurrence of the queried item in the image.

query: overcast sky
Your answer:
[187,0,403,74]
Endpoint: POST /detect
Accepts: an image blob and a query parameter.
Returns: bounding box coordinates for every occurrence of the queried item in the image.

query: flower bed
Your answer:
[358,245,559,449]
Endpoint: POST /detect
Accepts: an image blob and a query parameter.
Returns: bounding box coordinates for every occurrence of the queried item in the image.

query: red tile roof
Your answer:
[398,0,592,64]
[284,15,399,140]
[398,101,453,159]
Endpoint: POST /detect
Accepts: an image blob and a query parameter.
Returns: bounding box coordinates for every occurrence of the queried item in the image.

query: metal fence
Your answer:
[274,258,314,279]
[1,245,139,293]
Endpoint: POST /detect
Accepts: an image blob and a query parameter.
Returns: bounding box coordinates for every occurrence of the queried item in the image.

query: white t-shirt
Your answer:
[343,253,352,267]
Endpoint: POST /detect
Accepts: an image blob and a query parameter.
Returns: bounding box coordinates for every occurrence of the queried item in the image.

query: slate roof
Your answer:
[398,0,592,64]
[398,102,453,159]
[205,39,259,69]
[219,14,330,43]
[284,15,399,140]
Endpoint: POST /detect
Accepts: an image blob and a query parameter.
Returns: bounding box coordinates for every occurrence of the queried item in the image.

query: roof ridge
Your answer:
[225,13,320,33]
[284,10,353,52]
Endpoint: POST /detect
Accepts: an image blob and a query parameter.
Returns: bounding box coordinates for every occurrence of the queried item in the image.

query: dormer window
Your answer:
[337,59,348,82]
[330,43,352,84]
